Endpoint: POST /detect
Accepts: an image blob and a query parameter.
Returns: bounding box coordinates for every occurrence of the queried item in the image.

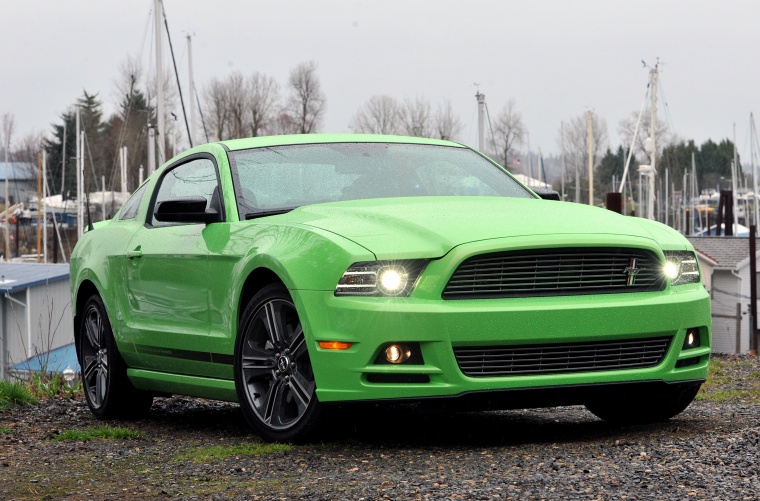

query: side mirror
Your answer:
[154,196,222,224]
[534,188,561,201]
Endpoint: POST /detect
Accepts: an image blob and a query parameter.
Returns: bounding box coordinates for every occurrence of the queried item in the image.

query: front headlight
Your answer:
[335,260,428,297]
[663,251,700,286]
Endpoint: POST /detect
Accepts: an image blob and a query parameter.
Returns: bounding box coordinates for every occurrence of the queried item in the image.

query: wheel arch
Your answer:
[237,267,286,324]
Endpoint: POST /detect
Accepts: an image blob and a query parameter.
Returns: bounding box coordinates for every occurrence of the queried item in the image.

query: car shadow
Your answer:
[315,404,711,448]
[129,397,711,448]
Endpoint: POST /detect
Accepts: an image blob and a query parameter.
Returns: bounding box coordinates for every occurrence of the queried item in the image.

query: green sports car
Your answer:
[70,134,711,442]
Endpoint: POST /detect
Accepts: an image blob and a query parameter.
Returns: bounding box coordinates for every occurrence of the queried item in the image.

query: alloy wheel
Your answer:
[240,298,315,431]
[81,302,109,409]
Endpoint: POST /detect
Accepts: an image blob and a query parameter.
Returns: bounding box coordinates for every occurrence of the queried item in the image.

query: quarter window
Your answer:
[119,183,148,220]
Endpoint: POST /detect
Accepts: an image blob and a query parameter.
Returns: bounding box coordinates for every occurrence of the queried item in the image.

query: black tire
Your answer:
[234,283,320,442]
[79,294,153,419]
[584,383,701,425]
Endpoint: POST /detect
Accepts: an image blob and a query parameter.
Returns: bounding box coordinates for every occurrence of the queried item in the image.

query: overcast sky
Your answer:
[3,0,760,159]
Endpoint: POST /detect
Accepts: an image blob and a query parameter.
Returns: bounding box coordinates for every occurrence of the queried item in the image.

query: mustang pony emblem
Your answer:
[623,258,641,286]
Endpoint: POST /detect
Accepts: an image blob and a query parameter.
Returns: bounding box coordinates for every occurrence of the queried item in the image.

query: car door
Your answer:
[123,155,228,378]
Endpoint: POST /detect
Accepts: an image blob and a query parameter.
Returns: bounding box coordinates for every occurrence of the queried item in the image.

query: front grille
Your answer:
[454,337,671,377]
[443,248,664,299]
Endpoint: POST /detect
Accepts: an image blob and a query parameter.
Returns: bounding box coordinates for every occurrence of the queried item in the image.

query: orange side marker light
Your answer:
[318,341,353,350]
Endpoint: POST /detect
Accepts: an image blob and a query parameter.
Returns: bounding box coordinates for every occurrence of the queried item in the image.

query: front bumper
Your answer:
[296,283,711,403]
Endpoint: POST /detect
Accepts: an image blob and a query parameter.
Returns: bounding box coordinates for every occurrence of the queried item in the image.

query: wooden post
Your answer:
[737,302,742,354]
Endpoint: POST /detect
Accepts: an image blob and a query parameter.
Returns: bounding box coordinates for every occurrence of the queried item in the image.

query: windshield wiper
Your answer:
[244,208,296,220]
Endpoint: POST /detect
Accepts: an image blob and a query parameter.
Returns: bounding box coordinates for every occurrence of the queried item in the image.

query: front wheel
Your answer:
[584,383,701,425]
[234,284,320,442]
[79,294,153,419]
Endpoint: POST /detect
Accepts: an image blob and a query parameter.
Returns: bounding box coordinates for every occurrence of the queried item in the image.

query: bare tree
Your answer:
[111,56,144,109]
[285,61,326,134]
[247,73,280,137]
[400,97,433,138]
[490,100,525,167]
[433,100,463,141]
[13,131,44,164]
[225,72,248,139]
[558,111,609,201]
[204,78,230,141]
[350,95,400,134]
[618,109,672,160]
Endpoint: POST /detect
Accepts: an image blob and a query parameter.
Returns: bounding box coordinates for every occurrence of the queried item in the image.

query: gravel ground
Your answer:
[1,355,758,500]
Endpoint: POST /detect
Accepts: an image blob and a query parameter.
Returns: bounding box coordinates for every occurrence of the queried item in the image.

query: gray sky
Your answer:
[3,0,760,159]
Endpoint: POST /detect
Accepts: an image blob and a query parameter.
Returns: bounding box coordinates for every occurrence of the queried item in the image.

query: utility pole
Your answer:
[155,0,165,166]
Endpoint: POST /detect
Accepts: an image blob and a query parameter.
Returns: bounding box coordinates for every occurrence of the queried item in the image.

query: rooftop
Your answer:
[0,162,36,181]
[687,236,755,269]
[0,262,69,294]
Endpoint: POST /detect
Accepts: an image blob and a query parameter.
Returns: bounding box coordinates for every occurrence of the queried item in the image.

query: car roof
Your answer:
[219,133,466,152]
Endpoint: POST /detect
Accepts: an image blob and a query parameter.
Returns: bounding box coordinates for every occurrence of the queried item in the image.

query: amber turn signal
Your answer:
[318,341,353,350]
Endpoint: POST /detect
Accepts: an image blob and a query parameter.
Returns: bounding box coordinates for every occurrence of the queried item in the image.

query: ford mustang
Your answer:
[70,134,711,441]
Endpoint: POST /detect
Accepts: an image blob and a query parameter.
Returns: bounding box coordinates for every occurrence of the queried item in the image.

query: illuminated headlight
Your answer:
[663,251,700,286]
[335,260,428,296]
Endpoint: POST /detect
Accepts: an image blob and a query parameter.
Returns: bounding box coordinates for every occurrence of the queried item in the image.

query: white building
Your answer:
[0,263,74,379]
[688,236,759,354]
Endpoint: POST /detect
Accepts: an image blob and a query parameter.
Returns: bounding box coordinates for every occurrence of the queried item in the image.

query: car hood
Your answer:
[287,197,686,259]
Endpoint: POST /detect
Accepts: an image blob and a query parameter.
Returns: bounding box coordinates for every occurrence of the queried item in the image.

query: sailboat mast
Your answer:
[476,91,485,152]
[560,121,566,201]
[188,35,196,147]
[733,123,739,234]
[587,111,594,206]
[648,64,658,220]
[3,119,9,262]
[76,105,82,239]
[155,0,166,166]
[42,150,47,262]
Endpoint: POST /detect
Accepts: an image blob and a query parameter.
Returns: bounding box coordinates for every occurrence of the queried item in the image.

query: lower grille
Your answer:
[454,337,671,377]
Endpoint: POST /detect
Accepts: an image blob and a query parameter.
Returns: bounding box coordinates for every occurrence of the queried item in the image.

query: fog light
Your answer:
[385,344,411,364]
[682,328,700,350]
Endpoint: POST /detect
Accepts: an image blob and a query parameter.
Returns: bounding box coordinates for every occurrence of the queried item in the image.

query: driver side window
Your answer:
[150,157,220,226]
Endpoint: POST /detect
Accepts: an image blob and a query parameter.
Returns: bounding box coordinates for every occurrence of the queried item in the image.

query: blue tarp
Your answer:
[12,343,79,373]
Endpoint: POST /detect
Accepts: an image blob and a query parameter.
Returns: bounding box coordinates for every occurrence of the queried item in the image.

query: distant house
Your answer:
[687,236,759,354]
[0,263,74,379]
[0,162,37,206]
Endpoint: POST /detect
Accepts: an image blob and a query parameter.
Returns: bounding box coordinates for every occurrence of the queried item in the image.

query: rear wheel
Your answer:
[234,284,320,442]
[584,383,701,425]
[79,294,153,419]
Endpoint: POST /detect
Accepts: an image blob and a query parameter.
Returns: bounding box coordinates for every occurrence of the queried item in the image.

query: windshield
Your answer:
[227,142,534,216]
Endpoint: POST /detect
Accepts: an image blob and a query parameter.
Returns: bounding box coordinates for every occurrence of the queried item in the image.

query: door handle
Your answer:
[126,249,142,259]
